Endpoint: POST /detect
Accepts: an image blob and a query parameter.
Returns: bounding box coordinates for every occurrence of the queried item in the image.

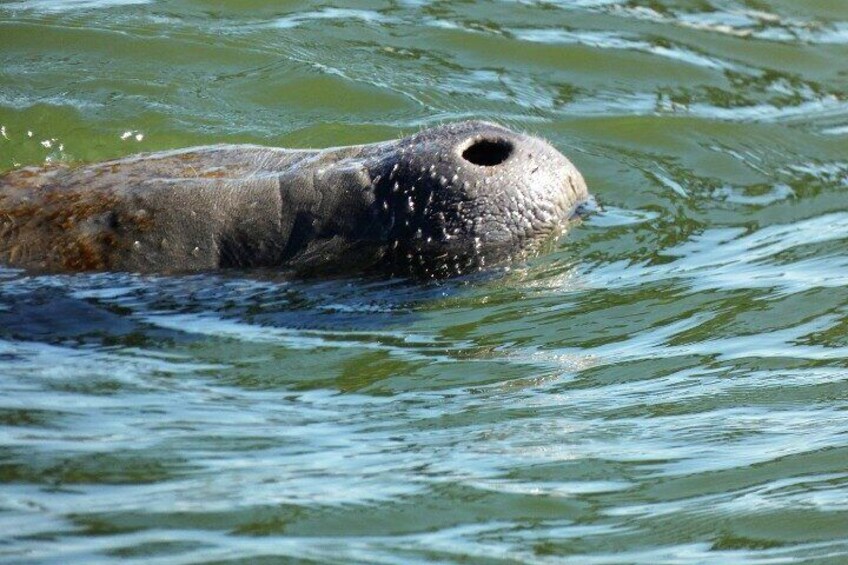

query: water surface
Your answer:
[1,0,848,563]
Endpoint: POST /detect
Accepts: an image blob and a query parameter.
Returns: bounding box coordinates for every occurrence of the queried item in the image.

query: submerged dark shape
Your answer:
[0,121,589,279]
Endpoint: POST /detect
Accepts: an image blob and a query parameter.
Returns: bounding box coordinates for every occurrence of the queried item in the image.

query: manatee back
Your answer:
[0,145,304,272]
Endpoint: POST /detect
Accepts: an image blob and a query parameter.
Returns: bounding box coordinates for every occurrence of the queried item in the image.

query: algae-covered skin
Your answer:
[0,121,589,279]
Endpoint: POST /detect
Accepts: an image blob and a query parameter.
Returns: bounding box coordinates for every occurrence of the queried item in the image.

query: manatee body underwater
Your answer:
[0,121,589,279]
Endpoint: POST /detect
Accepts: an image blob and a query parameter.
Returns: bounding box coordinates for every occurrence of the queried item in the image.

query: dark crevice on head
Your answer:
[461,138,513,167]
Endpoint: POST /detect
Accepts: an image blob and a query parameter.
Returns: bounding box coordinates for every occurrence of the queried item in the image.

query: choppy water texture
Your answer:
[2,1,848,563]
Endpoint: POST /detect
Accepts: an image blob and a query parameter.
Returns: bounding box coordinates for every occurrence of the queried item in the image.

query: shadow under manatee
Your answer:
[0,269,461,348]
[0,266,572,394]
[0,286,184,347]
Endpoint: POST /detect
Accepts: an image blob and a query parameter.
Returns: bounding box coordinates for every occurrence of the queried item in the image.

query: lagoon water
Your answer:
[2,1,848,563]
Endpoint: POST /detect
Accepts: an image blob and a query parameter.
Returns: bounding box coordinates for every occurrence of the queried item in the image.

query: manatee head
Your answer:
[364,121,589,278]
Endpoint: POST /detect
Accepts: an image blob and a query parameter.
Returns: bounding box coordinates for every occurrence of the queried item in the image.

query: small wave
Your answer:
[561,1,848,46]
[272,8,398,30]
[583,212,848,295]
[512,28,735,71]
[1,0,150,12]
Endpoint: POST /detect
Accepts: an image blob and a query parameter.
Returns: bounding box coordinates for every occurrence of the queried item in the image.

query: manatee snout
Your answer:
[0,120,589,279]
[369,121,589,277]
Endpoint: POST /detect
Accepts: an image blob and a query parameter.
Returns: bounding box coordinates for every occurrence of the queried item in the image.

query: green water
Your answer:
[2,1,848,563]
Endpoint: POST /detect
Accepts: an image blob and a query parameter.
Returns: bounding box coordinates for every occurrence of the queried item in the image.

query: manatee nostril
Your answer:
[461,138,513,167]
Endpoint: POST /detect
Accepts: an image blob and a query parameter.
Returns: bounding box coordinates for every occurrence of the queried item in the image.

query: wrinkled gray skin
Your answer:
[0,121,589,279]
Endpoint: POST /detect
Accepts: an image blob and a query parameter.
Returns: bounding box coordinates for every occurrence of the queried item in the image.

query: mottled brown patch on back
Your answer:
[0,173,154,271]
[59,230,121,271]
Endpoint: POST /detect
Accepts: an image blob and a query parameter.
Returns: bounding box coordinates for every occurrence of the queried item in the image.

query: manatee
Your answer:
[0,121,589,279]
